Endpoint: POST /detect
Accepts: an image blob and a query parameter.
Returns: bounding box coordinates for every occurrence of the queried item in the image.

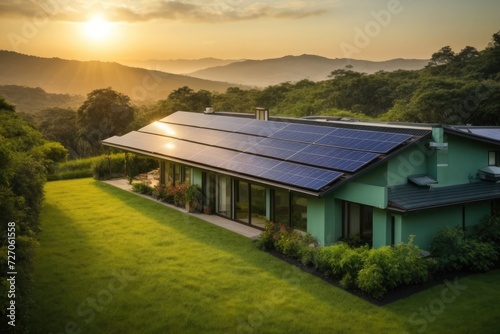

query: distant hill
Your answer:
[0,51,244,101]
[119,58,244,74]
[0,85,84,114]
[188,54,429,87]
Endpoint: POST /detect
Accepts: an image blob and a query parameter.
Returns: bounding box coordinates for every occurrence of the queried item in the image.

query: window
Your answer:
[217,175,231,218]
[342,201,373,246]
[271,190,307,231]
[272,189,290,226]
[183,166,191,185]
[164,162,191,185]
[291,194,307,231]
[488,151,500,166]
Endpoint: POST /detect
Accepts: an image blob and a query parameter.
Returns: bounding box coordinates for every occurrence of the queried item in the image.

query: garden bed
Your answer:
[266,248,472,306]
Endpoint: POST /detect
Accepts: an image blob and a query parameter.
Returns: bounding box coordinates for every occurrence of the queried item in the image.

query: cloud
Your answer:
[0,0,333,23]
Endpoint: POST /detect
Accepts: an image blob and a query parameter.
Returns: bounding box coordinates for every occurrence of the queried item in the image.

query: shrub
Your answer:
[186,184,203,212]
[172,182,188,207]
[357,264,387,299]
[92,153,126,180]
[256,221,279,250]
[392,236,430,285]
[256,221,319,262]
[314,243,351,276]
[431,226,498,272]
[469,215,500,255]
[152,183,171,202]
[126,154,158,183]
[339,246,369,289]
[132,182,154,195]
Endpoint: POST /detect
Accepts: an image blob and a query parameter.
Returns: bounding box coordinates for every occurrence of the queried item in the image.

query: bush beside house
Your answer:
[257,216,500,299]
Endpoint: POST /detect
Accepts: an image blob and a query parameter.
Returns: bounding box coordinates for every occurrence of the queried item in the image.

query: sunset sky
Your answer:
[0,0,498,62]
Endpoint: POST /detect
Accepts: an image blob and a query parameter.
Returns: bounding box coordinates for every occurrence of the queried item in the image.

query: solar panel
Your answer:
[236,119,288,137]
[288,146,379,172]
[245,138,309,160]
[270,130,326,143]
[160,111,215,128]
[186,128,231,145]
[281,123,336,135]
[213,133,264,151]
[316,130,411,153]
[205,116,254,132]
[154,140,204,160]
[103,131,176,153]
[218,154,280,176]
[139,122,195,139]
[260,162,343,191]
[189,146,240,167]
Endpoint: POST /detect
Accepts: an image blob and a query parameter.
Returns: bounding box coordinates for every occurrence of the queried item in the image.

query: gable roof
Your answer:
[102,111,430,196]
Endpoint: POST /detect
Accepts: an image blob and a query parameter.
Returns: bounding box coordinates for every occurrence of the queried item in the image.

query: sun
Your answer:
[83,16,112,41]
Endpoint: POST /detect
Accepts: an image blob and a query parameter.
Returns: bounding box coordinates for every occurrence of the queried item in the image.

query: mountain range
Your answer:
[0,51,429,108]
[188,55,429,87]
[0,51,241,101]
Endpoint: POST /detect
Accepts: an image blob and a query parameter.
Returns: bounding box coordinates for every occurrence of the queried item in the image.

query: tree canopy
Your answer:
[77,88,135,156]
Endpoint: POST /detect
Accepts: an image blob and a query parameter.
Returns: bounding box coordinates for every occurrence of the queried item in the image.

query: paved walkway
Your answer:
[103,178,262,239]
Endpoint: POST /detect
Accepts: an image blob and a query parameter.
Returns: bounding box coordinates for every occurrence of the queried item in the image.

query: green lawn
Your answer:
[30,178,500,333]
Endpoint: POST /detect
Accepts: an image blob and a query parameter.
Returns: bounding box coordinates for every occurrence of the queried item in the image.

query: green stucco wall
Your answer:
[387,142,430,186]
[398,201,491,250]
[335,182,387,209]
[442,135,498,187]
[307,196,342,246]
[372,208,389,248]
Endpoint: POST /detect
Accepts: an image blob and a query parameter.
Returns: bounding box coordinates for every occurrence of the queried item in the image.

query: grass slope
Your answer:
[30,179,500,333]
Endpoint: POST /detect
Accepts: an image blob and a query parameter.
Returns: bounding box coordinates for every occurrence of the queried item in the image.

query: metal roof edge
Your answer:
[443,125,500,146]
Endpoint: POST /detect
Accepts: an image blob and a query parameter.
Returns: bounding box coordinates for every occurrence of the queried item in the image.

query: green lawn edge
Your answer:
[29,178,500,334]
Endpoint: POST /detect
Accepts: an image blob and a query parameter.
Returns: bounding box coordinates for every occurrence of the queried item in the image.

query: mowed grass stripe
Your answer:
[30,178,500,333]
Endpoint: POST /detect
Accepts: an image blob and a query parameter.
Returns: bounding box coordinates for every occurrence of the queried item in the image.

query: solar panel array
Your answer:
[105,112,412,191]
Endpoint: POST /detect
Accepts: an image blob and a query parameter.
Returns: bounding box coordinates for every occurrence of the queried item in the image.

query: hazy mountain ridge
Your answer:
[119,58,245,74]
[188,54,429,87]
[0,85,84,114]
[0,51,243,101]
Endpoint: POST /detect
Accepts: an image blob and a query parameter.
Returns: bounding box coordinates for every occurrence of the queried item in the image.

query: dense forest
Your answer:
[0,99,67,333]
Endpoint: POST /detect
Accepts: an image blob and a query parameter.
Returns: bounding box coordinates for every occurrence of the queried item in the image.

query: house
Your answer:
[102,109,500,250]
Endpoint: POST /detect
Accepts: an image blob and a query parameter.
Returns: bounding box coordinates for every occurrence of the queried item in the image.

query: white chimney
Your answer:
[204,107,214,114]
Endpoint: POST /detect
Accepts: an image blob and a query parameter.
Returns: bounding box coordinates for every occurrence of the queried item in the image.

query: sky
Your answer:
[0,0,499,62]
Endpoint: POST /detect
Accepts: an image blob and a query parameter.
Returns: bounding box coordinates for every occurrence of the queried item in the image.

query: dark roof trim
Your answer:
[387,195,497,213]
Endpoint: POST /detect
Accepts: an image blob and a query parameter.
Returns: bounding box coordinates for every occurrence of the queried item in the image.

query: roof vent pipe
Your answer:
[255,107,269,121]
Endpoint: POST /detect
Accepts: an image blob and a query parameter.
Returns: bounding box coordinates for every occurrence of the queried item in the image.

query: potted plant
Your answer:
[185,184,203,212]
[203,204,212,215]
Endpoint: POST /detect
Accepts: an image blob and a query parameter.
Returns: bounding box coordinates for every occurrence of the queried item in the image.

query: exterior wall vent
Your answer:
[255,107,269,121]
[428,142,448,150]
[478,166,500,183]
[204,107,214,114]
